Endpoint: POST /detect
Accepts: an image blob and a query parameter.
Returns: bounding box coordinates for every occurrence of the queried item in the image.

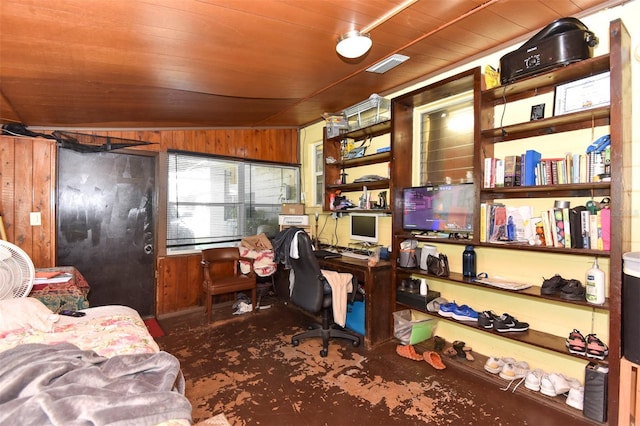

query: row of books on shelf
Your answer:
[480,203,610,250]
[483,147,611,188]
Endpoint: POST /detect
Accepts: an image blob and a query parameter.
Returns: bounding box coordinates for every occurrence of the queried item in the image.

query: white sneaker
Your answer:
[484,356,516,374]
[524,369,545,392]
[540,373,571,396]
[499,361,529,381]
[566,386,584,410]
[560,374,582,390]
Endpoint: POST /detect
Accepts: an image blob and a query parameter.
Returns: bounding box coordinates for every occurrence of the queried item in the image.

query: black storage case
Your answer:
[500,17,598,85]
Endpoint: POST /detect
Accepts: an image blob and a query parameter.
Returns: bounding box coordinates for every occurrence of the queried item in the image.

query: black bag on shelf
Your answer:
[427,254,450,277]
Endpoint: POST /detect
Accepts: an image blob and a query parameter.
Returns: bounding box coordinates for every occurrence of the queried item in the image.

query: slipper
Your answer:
[443,347,457,357]
[463,347,475,361]
[424,351,446,370]
[396,344,422,361]
[433,336,445,352]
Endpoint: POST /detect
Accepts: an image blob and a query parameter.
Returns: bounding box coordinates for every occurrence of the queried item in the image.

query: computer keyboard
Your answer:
[340,251,370,260]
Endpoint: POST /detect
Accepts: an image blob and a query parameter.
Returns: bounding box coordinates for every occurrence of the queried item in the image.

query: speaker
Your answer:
[420,245,438,271]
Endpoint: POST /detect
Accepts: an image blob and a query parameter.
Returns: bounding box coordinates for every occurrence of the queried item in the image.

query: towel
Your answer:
[320,269,353,327]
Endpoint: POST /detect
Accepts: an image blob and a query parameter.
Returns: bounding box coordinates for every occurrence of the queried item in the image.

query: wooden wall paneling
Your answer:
[13,140,33,250]
[0,138,16,242]
[157,256,178,314]
[30,138,55,267]
[184,254,202,309]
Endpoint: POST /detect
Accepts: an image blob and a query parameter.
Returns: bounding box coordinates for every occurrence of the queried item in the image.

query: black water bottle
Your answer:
[463,245,476,277]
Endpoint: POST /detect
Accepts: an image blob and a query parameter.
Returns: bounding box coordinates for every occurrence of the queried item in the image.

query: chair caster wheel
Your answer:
[292,339,299,346]
[320,349,328,357]
[352,340,360,347]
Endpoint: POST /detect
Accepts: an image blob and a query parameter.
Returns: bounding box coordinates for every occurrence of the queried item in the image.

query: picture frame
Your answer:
[554,72,610,116]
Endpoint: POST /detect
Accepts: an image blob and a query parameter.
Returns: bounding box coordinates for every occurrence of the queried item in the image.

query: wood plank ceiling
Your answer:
[0,0,620,129]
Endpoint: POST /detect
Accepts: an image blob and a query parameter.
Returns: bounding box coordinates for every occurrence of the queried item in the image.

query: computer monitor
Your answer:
[402,183,474,233]
[350,213,379,244]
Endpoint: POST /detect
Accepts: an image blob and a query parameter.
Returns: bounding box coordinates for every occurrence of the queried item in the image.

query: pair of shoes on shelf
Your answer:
[439,302,478,322]
[565,329,609,360]
[540,373,581,397]
[484,356,516,374]
[479,311,529,332]
[541,275,587,301]
[399,278,420,293]
[452,340,474,361]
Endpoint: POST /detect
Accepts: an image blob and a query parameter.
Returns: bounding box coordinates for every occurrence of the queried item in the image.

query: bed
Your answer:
[0,298,192,426]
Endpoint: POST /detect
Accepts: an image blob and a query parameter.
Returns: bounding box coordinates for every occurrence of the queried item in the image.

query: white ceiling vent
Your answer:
[366,54,409,74]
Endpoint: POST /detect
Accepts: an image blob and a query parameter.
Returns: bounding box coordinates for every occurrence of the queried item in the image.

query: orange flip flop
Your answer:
[396,344,423,361]
[424,351,447,370]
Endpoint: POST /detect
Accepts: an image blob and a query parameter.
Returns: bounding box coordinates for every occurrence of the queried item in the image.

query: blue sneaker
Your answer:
[452,304,478,322]
[438,302,459,318]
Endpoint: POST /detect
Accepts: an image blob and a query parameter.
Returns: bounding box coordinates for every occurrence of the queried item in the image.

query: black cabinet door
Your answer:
[56,148,156,317]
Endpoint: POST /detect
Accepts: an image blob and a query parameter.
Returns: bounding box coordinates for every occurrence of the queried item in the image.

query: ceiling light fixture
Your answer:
[335,0,418,59]
[336,30,372,59]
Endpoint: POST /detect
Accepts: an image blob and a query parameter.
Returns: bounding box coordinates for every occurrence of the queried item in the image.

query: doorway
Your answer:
[56,148,156,317]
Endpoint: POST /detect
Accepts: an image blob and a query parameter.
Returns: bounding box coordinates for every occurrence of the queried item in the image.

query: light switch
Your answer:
[30,212,41,226]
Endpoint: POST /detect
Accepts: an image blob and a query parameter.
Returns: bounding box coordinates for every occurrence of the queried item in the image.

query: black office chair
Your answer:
[288,231,361,357]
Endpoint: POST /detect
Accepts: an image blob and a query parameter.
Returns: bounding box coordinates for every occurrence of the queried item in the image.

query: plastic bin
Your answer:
[393,309,436,345]
[345,300,365,335]
[623,252,640,363]
[343,94,391,131]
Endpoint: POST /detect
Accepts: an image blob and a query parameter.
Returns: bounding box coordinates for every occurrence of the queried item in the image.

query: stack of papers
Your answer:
[35,271,73,284]
[474,276,532,291]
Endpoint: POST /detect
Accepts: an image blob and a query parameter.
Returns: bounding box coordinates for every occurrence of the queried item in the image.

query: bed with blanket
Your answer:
[0,298,192,426]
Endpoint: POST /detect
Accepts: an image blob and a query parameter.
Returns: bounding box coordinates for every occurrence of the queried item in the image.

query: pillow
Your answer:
[0,297,59,333]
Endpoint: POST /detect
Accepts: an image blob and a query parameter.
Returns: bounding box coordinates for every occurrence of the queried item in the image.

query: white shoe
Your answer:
[499,361,529,381]
[540,373,571,396]
[560,374,582,390]
[566,386,584,410]
[484,356,516,374]
[524,369,545,392]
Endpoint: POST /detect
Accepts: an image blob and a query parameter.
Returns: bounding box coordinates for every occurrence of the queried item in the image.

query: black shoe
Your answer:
[493,313,529,332]
[541,274,566,295]
[560,279,586,301]
[478,310,498,329]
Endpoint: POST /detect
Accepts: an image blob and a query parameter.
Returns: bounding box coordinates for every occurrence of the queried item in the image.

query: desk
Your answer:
[317,256,392,350]
[29,267,90,312]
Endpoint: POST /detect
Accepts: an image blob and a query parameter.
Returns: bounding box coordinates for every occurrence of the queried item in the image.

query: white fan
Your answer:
[0,240,35,300]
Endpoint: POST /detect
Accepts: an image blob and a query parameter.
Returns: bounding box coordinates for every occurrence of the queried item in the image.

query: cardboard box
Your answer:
[281,203,305,215]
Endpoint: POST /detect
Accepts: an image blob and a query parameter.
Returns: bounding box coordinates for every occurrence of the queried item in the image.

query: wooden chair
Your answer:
[201,247,256,322]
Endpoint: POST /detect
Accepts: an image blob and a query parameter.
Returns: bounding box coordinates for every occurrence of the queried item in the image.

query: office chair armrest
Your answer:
[348,276,361,303]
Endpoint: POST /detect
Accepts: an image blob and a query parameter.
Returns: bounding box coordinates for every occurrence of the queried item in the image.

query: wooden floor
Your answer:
[156,296,593,425]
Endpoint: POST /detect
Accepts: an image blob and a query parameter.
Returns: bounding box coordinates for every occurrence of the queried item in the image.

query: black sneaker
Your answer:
[560,279,586,301]
[493,313,529,332]
[541,274,566,295]
[478,310,498,329]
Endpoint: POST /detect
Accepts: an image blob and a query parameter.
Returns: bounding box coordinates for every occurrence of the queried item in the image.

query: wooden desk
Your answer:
[317,256,392,350]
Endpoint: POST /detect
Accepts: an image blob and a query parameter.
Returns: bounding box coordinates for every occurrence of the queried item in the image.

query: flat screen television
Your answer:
[402,183,474,233]
[350,213,379,244]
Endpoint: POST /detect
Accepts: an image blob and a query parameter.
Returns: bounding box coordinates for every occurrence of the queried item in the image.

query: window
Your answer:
[167,152,299,252]
[414,91,474,185]
[311,141,323,206]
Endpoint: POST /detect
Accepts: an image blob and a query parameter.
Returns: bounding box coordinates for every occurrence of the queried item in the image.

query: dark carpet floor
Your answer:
[156,299,588,425]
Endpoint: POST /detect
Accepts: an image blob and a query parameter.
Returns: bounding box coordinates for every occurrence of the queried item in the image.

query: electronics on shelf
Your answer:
[402,183,474,234]
[350,213,379,244]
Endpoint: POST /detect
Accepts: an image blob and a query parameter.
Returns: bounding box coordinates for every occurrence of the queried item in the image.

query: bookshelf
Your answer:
[390,19,631,424]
